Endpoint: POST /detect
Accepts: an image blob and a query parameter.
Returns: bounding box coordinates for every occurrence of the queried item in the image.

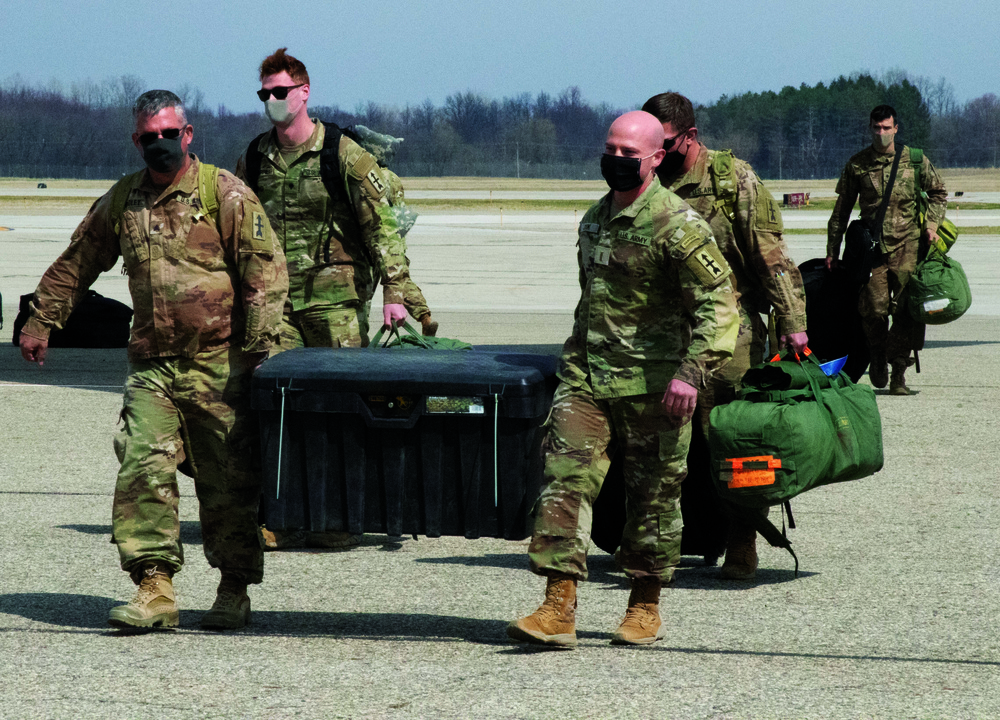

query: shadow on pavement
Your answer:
[923,339,1000,349]
[652,644,1000,668]
[58,522,203,545]
[0,346,127,394]
[0,592,513,643]
[416,552,629,588]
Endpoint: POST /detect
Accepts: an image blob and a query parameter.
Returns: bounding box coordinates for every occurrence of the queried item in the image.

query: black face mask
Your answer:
[657,142,687,180]
[141,137,186,174]
[600,153,644,192]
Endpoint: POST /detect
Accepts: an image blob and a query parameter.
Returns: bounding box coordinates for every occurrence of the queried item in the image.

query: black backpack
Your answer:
[12,291,133,348]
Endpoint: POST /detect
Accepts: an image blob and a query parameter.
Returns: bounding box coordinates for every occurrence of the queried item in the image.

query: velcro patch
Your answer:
[724,456,781,488]
[685,241,729,287]
[617,230,651,246]
[580,222,600,234]
[366,168,387,197]
[755,190,783,232]
[241,207,273,255]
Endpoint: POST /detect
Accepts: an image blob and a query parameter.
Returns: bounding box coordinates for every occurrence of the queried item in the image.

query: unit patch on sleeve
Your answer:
[252,211,266,240]
[686,241,730,287]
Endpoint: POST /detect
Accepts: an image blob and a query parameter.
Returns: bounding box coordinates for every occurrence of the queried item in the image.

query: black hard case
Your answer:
[252,348,558,540]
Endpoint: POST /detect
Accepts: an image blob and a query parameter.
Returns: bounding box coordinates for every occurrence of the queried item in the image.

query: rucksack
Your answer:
[708,351,884,572]
[110,162,220,238]
[242,122,417,237]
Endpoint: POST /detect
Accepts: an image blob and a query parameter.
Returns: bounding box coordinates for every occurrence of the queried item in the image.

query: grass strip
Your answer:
[784,226,1000,235]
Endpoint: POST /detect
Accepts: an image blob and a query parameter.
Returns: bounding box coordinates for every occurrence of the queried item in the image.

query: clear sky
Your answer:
[5,0,998,114]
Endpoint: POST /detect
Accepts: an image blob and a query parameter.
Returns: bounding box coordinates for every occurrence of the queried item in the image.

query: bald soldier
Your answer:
[507,111,739,649]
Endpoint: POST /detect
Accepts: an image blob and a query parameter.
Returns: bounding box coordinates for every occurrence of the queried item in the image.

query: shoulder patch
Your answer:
[754,189,783,233]
[241,205,274,255]
[686,241,730,288]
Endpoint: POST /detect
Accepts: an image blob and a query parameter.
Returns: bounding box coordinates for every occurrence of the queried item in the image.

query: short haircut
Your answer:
[132,90,186,125]
[641,92,696,134]
[259,47,310,85]
[870,105,898,125]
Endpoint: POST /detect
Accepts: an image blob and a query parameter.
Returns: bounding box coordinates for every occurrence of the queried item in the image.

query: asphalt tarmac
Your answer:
[1,202,999,719]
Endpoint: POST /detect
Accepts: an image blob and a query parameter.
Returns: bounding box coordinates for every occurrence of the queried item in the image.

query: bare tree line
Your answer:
[0,71,997,181]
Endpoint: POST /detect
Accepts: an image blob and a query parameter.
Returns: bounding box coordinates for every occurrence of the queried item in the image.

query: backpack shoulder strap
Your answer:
[909,146,923,193]
[242,132,268,194]
[319,121,345,200]
[110,170,146,237]
[709,150,739,223]
[197,162,221,226]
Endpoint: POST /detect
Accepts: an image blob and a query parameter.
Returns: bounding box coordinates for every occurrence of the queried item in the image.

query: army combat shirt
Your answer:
[559,177,740,399]
[236,120,409,312]
[827,145,947,258]
[23,157,288,360]
[663,145,807,337]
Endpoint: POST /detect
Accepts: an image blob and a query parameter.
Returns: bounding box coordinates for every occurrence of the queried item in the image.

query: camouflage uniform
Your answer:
[22,157,287,584]
[235,120,410,349]
[828,145,947,364]
[528,177,739,583]
[663,145,807,432]
[382,167,431,321]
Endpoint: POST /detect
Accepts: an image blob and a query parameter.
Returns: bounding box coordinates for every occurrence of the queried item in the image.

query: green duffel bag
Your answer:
[904,249,972,325]
[708,351,884,570]
[370,320,474,351]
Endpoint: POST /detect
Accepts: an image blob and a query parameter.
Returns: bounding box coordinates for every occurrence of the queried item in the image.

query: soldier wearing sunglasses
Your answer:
[19,89,288,631]
[236,47,420,551]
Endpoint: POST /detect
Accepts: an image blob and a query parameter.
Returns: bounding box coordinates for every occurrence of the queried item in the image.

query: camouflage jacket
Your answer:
[662,145,807,336]
[235,120,409,312]
[827,144,947,258]
[23,157,288,360]
[559,177,740,399]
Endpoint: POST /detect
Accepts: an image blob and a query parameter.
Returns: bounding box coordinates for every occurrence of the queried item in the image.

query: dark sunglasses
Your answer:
[257,84,304,101]
[137,127,184,146]
[663,130,686,150]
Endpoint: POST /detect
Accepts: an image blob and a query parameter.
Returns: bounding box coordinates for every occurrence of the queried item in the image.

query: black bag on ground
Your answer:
[589,417,729,562]
[798,258,870,382]
[12,291,133,348]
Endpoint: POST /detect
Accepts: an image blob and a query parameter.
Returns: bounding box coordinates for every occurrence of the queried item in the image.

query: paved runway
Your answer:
[1,201,999,719]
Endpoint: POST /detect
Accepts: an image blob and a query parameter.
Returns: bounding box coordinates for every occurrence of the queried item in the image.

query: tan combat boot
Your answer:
[201,575,251,630]
[889,361,911,395]
[611,576,665,646]
[108,564,179,629]
[420,314,439,337]
[506,572,578,649]
[720,521,759,580]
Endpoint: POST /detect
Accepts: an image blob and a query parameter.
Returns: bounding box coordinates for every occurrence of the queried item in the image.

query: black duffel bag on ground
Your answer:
[12,290,133,348]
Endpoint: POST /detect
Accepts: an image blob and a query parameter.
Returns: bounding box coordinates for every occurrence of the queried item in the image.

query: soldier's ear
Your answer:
[300,84,310,103]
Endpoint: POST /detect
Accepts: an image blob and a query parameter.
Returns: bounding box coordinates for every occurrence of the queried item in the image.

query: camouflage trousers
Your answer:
[278,302,370,350]
[112,347,264,584]
[860,239,920,364]
[528,381,690,583]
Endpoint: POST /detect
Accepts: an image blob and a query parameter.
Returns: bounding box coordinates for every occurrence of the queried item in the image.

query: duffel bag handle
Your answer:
[368,319,432,350]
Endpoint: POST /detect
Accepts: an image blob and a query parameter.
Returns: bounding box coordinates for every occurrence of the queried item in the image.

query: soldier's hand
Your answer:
[781,332,809,356]
[19,333,48,366]
[824,255,840,271]
[662,379,698,426]
[923,225,940,248]
[383,303,407,328]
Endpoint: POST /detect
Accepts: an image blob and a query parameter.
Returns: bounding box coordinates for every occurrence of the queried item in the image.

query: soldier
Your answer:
[507,111,739,649]
[19,90,288,630]
[827,104,947,395]
[236,48,431,549]
[641,92,809,580]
